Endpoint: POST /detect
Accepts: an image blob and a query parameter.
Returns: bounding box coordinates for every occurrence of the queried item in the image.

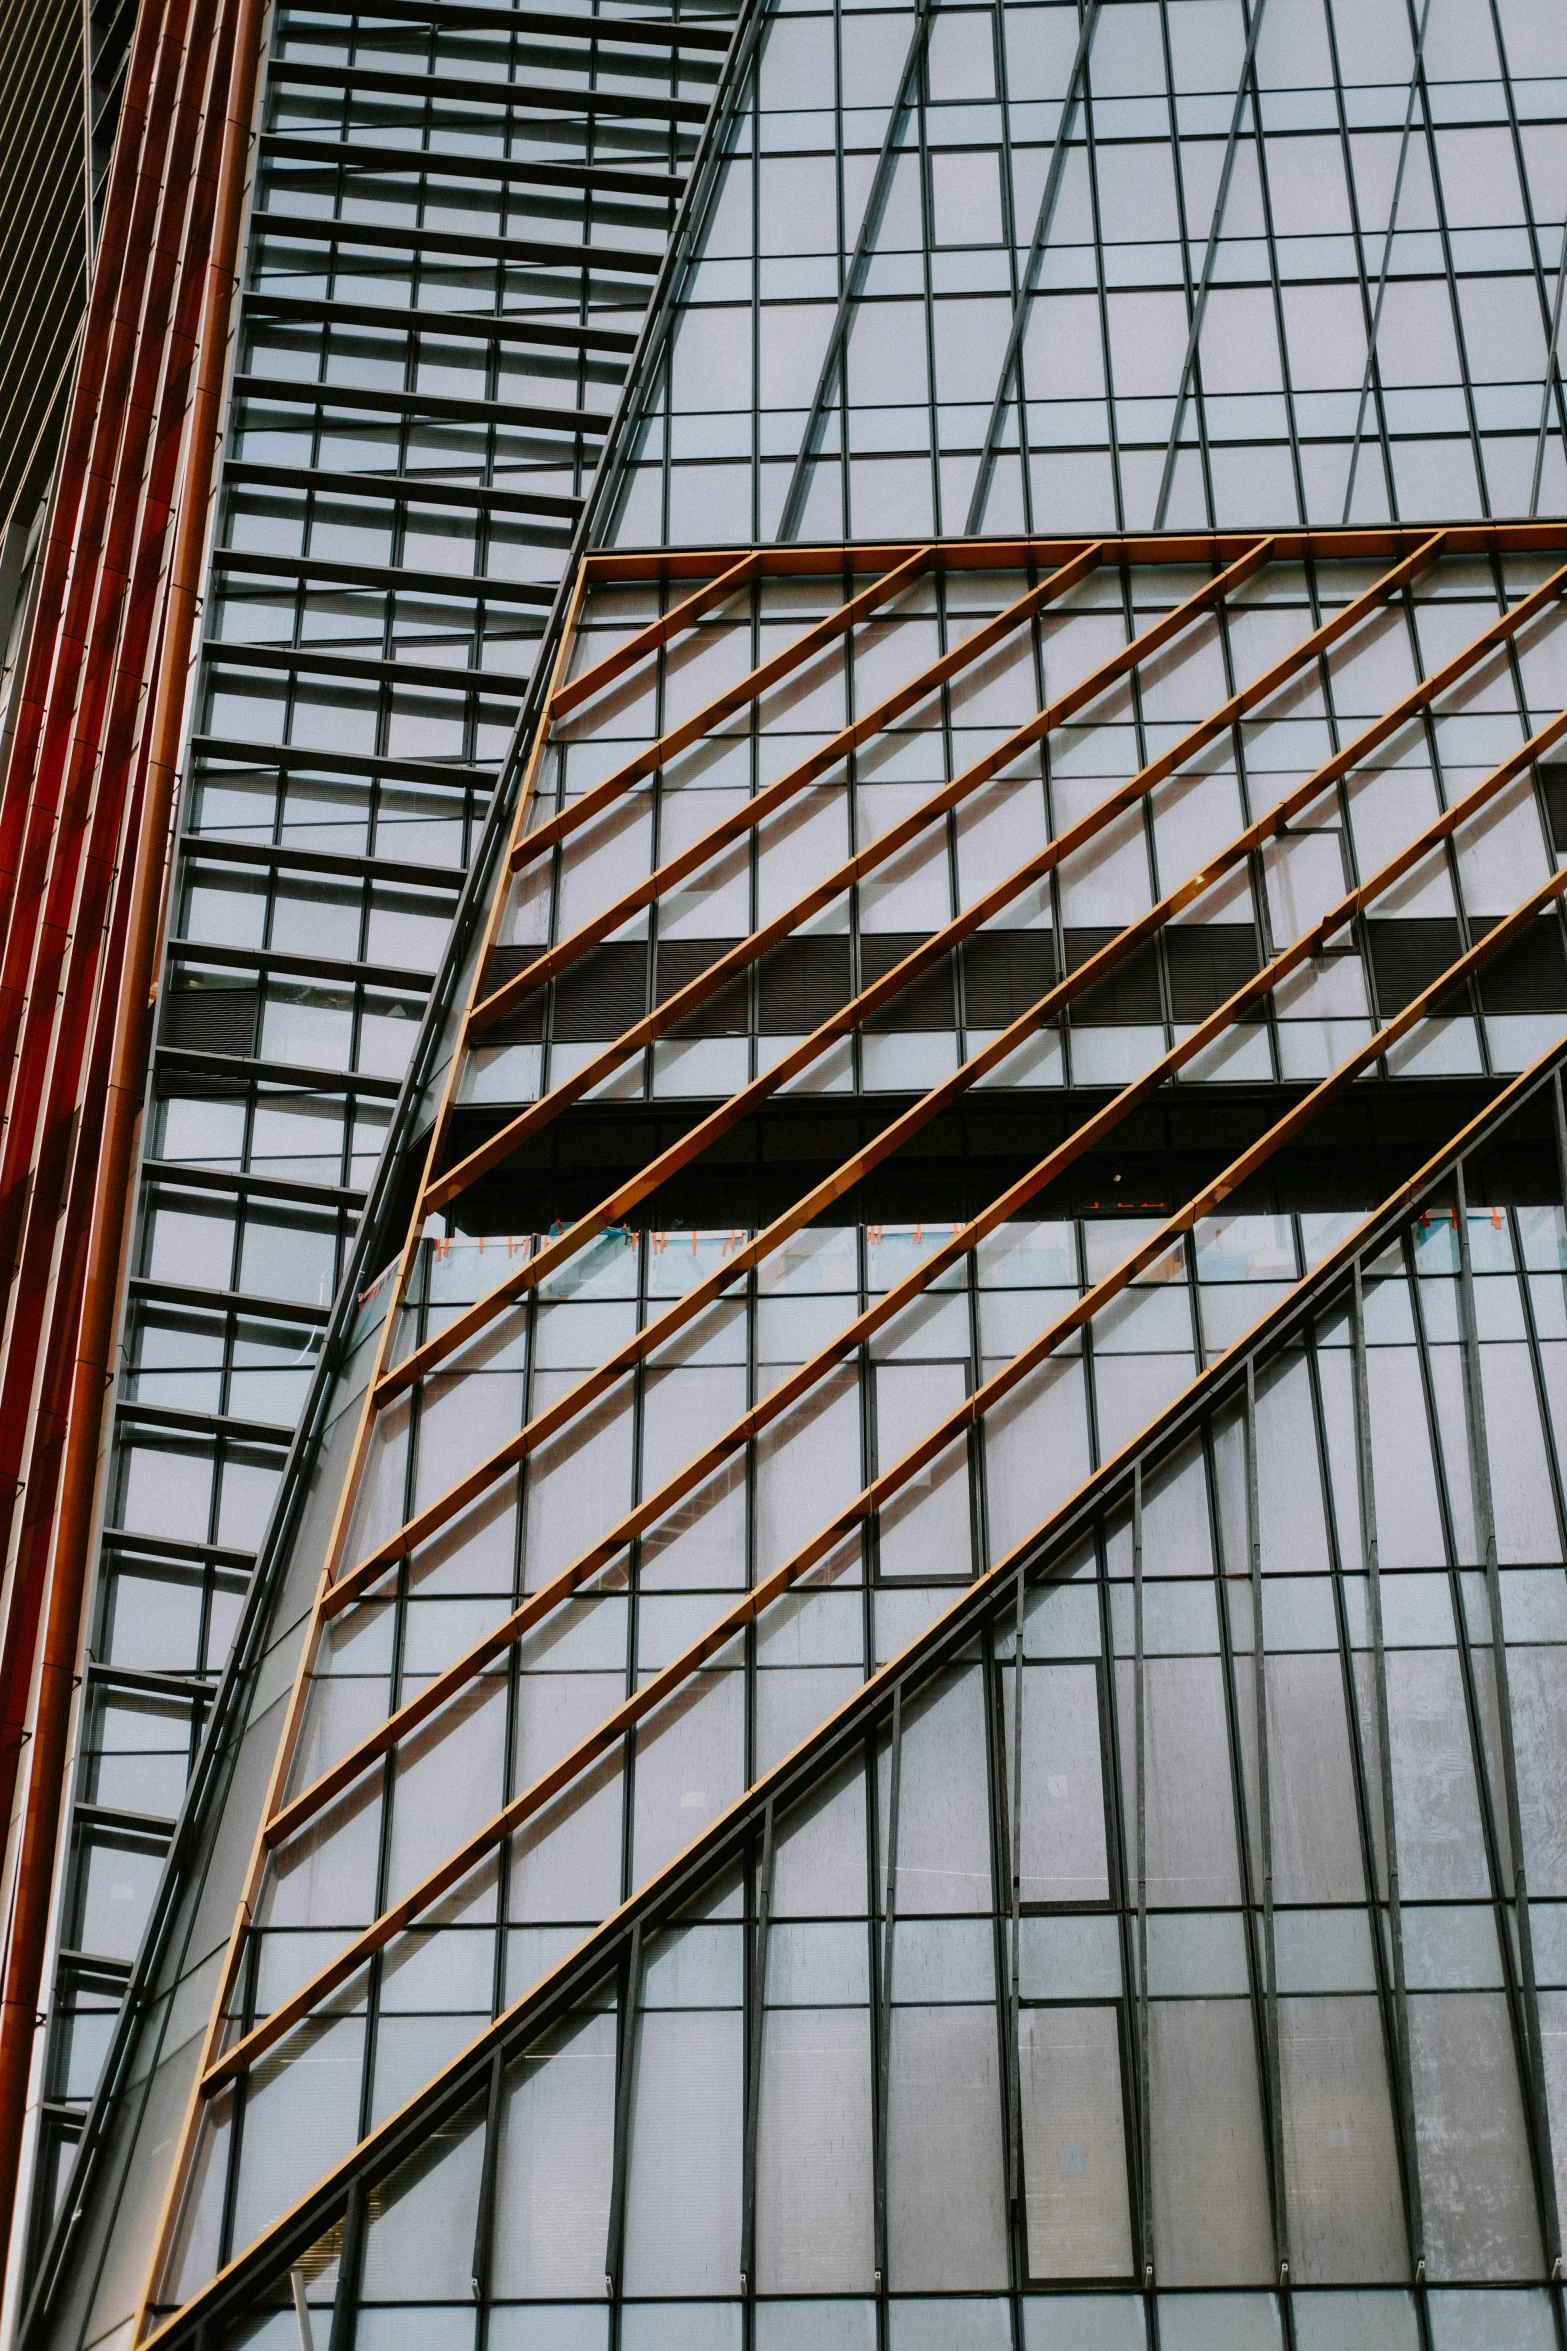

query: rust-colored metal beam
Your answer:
[388,528,1521,1410]
[207,777,1567,2089]
[0,0,264,2276]
[546,548,761,722]
[262,693,1564,1848]
[511,544,936,871]
[415,539,1273,1245]
[338,537,1447,1593]
[578,522,1567,587]
[472,545,1103,1034]
[132,1022,1567,2351]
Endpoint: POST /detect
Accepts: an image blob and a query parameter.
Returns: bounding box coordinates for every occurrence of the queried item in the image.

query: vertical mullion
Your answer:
[1204,1397,1287,2296]
[1156,0,1215,533]
[326,2176,366,2351]
[1404,1220,1549,2271]
[1246,105,1309,526]
[468,2047,504,2304]
[1306,1278,1428,2285]
[1340,0,1431,525]
[1006,1562,1025,2235]
[1453,1159,1563,2274]
[1079,43,1125,533]
[1403,0,1490,517]
[874,1682,902,2298]
[1351,1258,1429,2289]
[1243,1357,1289,2296]
[1151,0,1269,532]
[740,1798,773,2298]
[1509,1199,1567,1560]
[1132,1459,1152,2297]
[603,1919,643,2303]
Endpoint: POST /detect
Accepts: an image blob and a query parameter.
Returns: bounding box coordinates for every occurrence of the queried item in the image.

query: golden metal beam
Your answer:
[471,545,1103,1035]
[205,765,1567,2091]
[330,536,1449,1602]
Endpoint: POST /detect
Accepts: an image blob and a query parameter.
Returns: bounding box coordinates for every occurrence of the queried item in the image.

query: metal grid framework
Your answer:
[38,519,1567,2347]
[123,1030,1567,2348]
[614,0,1567,550]
[15,0,750,2289]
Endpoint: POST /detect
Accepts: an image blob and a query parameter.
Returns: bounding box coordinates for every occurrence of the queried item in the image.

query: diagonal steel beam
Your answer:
[134,1025,1567,2350]
[261,697,1567,1846]
[391,528,1557,1398]
[774,0,939,542]
[963,0,1101,536]
[1152,0,1271,532]
[545,549,761,723]
[471,545,1101,1033]
[337,535,1446,1589]
[511,546,936,871]
[414,540,1272,1243]
[209,712,1567,2077]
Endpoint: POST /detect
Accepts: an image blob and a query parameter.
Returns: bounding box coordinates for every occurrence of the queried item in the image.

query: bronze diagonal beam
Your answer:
[404,540,1275,1318]
[546,548,761,723]
[243,709,1567,1957]
[471,544,1102,1034]
[207,813,1567,2094]
[339,536,1453,1592]
[513,544,937,869]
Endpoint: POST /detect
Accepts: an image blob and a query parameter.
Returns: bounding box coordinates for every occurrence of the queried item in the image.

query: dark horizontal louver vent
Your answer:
[859,932,955,1031]
[1539,759,1567,854]
[551,940,647,1041]
[1472,914,1567,1014]
[757,936,852,1034]
[1366,918,1467,1016]
[481,944,545,1044]
[1165,923,1263,1022]
[655,937,747,1037]
[162,983,259,1060]
[962,930,1057,1028]
[1065,927,1162,1026]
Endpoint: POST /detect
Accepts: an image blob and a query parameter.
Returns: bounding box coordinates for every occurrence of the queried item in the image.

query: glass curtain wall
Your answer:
[622,0,1567,544]
[16,1,1567,2347]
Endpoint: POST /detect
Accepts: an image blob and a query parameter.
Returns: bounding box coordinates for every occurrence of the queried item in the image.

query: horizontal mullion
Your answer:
[99,1528,255,1571]
[83,1660,216,1702]
[137,1163,364,1214]
[257,130,685,200]
[249,207,663,275]
[72,1802,177,1839]
[223,458,581,522]
[210,545,558,607]
[274,0,734,52]
[166,936,434,992]
[240,289,638,354]
[268,58,711,125]
[201,639,527,697]
[174,829,465,891]
[188,732,497,788]
[115,1399,297,1448]
[230,367,611,435]
[128,1271,338,1323]
[152,1044,404,1098]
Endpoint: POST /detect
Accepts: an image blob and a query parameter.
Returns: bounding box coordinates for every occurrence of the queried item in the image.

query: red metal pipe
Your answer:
[0,0,181,924]
[0,0,238,1482]
[0,0,262,2269]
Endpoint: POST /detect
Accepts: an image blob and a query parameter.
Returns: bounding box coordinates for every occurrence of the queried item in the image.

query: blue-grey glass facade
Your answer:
[12,7,1567,2351]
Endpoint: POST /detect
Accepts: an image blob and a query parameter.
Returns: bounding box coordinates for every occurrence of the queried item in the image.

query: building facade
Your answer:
[3,2,1567,2350]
